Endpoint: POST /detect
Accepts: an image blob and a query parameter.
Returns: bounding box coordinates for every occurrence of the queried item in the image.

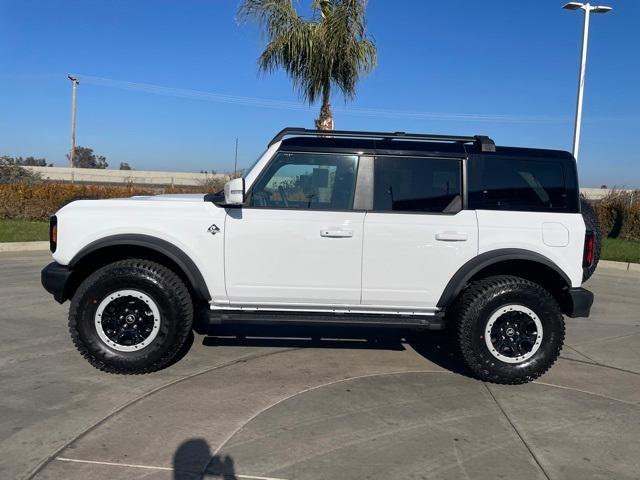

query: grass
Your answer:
[1,217,639,264]
[0,219,48,243]
[601,238,640,264]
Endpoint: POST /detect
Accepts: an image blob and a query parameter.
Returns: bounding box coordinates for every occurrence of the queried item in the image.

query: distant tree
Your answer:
[0,156,42,184]
[67,146,108,169]
[13,156,48,166]
[601,185,608,189]
[119,162,132,170]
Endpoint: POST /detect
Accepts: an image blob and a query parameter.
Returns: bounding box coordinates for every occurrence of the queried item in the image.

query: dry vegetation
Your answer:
[0,183,206,221]
[592,189,640,241]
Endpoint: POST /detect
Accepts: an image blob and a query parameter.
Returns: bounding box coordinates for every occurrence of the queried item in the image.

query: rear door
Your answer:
[224,151,365,306]
[361,155,478,310]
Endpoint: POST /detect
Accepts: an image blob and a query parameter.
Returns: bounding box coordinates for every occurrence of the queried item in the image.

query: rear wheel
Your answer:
[69,259,193,374]
[452,275,564,384]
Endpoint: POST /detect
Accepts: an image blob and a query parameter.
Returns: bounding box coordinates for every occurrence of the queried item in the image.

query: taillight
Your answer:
[583,231,595,267]
[50,216,57,253]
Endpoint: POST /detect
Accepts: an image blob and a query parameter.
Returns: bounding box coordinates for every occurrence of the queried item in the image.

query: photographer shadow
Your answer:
[173,438,237,479]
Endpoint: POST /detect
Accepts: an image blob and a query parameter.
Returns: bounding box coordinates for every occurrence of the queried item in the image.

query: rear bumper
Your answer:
[41,262,72,304]
[564,287,594,318]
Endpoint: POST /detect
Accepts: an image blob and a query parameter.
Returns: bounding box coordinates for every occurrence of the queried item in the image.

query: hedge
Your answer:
[620,204,640,241]
[592,190,640,241]
[0,183,204,222]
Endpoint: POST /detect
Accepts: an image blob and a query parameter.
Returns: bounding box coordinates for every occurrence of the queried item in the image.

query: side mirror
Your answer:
[224,177,245,205]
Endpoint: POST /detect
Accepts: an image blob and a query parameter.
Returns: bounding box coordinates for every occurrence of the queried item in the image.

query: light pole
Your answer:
[562,2,612,161]
[67,75,79,167]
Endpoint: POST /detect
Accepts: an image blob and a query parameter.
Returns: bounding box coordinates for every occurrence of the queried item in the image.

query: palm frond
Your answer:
[239,0,377,108]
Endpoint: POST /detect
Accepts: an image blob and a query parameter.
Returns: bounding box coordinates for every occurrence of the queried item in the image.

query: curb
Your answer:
[599,259,639,272]
[0,241,49,253]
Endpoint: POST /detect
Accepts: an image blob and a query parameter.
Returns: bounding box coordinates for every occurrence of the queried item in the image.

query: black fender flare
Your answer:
[69,234,211,302]
[437,248,572,309]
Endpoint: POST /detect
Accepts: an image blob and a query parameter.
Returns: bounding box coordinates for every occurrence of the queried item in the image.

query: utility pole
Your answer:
[562,3,612,161]
[234,137,239,176]
[68,75,79,167]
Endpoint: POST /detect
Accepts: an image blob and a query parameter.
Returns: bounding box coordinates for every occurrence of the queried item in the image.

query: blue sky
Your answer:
[1,0,639,187]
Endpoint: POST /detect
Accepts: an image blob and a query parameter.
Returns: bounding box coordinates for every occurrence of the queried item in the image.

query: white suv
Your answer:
[41,128,598,384]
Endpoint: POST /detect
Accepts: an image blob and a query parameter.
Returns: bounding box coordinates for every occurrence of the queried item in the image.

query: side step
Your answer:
[196,310,445,331]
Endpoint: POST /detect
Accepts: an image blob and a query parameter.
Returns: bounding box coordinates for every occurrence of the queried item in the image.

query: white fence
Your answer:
[580,188,635,201]
[25,166,227,187]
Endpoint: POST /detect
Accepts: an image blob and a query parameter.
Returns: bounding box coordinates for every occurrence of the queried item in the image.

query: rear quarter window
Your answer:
[468,155,579,213]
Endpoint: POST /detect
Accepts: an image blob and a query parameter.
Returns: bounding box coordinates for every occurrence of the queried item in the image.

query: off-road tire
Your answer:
[580,197,601,282]
[69,259,193,374]
[452,275,564,384]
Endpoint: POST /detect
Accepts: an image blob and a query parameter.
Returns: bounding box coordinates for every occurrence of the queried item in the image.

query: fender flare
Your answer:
[69,234,211,301]
[436,248,571,309]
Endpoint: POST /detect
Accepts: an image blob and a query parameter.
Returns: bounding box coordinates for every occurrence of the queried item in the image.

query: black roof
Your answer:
[279,136,574,160]
[274,127,574,160]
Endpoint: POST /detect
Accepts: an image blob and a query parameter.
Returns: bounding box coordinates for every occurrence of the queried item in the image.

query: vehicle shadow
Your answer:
[173,438,237,479]
[198,324,472,378]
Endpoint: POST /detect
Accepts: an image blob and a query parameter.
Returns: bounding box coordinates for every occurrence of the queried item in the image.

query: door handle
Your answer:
[320,229,354,238]
[435,232,468,242]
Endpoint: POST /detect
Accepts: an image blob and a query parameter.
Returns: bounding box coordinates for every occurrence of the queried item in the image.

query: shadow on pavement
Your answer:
[199,324,472,378]
[407,330,472,377]
[173,438,237,479]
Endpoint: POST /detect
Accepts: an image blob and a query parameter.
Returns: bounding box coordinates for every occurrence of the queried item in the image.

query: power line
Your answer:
[72,74,570,125]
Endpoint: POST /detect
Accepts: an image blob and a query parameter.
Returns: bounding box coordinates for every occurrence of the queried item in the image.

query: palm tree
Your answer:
[238,0,377,130]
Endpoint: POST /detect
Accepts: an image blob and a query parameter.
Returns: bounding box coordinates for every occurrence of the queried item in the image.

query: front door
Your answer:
[361,155,478,309]
[224,151,364,307]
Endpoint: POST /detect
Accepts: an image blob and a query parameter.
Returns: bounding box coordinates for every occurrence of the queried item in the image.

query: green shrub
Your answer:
[593,189,640,241]
[620,205,640,241]
[0,157,43,184]
[594,202,618,238]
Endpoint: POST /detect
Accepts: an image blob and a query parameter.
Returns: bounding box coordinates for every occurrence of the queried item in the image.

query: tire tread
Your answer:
[451,275,565,385]
[68,259,193,374]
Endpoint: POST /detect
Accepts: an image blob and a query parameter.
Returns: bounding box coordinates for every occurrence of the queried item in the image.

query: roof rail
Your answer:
[268,127,496,152]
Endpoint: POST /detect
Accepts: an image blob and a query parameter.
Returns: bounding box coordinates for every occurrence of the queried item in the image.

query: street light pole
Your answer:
[563,2,612,161]
[68,75,79,167]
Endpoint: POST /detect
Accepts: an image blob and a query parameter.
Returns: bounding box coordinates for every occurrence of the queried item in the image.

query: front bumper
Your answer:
[564,287,594,318]
[41,262,73,303]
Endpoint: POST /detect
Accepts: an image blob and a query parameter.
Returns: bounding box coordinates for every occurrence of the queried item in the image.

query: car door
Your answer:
[361,155,478,310]
[224,151,365,307]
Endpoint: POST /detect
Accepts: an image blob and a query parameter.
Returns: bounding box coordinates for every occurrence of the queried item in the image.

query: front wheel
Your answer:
[452,275,565,384]
[69,259,194,374]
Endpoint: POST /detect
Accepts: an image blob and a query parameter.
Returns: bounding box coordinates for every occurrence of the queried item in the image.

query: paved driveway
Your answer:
[1,251,639,480]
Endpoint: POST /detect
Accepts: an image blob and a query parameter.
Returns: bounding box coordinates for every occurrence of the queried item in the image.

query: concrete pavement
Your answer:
[1,251,638,480]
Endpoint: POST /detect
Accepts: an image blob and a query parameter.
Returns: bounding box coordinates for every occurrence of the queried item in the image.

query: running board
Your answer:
[196,310,445,331]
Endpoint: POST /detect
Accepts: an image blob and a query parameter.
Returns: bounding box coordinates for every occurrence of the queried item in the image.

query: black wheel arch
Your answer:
[67,234,211,304]
[438,249,572,313]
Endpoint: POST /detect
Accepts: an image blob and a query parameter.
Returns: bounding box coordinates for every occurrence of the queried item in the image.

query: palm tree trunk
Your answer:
[315,83,334,130]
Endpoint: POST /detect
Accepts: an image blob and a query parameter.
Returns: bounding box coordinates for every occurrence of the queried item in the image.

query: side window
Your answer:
[468,156,569,212]
[249,152,359,210]
[373,157,462,213]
